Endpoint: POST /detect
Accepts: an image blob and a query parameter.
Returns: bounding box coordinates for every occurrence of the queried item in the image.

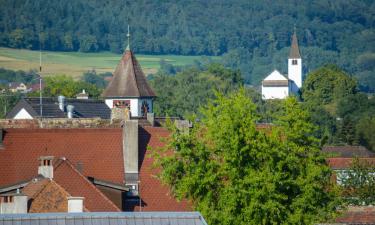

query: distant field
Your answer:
[0,47,220,78]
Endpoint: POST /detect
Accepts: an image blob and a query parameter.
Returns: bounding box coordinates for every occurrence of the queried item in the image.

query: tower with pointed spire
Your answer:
[288,29,302,92]
[102,26,156,117]
[261,29,304,99]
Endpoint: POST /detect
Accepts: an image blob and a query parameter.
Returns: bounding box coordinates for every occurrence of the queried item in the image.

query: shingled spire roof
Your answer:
[102,50,156,98]
[289,30,301,59]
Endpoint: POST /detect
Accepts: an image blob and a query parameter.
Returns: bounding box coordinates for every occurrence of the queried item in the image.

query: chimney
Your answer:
[123,120,139,194]
[146,113,155,126]
[67,197,84,213]
[66,105,75,119]
[76,89,89,99]
[38,156,54,179]
[58,95,65,111]
[0,192,28,214]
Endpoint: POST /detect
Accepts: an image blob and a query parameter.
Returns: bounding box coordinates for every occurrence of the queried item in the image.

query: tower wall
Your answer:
[288,58,302,90]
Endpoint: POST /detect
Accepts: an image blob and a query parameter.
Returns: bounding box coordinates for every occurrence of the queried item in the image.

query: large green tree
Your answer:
[154,90,340,224]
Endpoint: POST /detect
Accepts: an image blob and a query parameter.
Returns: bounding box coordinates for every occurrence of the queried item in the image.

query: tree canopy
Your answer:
[154,90,341,224]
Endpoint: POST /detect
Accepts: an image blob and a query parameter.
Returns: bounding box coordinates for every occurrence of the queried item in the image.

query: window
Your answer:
[292,59,298,65]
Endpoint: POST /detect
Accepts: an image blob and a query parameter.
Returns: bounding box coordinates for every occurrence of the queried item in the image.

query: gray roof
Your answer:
[289,31,301,59]
[6,97,111,119]
[102,50,156,98]
[0,212,208,225]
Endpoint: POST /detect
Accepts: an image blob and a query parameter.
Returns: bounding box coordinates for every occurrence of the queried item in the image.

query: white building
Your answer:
[262,31,302,99]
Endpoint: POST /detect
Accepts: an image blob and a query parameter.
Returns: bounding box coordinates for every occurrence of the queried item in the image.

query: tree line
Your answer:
[0,0,375,90]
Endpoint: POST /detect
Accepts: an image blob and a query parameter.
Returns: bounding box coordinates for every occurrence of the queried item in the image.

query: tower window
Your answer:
[292,59,298,65]
[113,100,130,109]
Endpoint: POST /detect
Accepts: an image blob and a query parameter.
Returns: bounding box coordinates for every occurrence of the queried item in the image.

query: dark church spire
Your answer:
[289,29,301,59]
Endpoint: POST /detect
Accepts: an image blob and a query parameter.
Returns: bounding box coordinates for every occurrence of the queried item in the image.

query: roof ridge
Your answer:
[56,158,121,212]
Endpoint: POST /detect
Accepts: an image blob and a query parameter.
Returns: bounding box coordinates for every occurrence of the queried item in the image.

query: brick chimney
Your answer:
[123,120,139,195]
[38,156,54,179]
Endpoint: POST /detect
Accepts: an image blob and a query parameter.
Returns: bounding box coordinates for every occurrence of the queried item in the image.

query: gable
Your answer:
[14,108,34,119]
[264,70,288,81]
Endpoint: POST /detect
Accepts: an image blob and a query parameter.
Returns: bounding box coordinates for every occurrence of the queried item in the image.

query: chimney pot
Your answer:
[66,105,75,119]
[38,156,54,179]
[58,96,65,111]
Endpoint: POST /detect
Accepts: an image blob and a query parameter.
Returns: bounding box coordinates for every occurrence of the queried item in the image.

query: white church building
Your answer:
[262,31,302,99]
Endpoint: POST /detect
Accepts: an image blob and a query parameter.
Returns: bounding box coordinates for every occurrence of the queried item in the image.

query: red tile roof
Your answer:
[53,159,120,212]
[323,145,375,158]
[327,158,375,169]
[127,127,190,211]
[0,127,190,212]
[336,206,375,224]
[0,128,124,185]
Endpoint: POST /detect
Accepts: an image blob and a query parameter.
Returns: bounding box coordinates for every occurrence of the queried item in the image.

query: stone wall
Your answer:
[0,118,122,129]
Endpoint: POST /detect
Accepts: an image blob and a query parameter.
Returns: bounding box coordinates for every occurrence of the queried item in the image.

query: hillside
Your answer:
[0,47,217,77]
[0,0,374,88]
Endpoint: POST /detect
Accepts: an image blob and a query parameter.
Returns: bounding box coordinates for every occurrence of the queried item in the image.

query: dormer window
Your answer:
[292,59,298,65]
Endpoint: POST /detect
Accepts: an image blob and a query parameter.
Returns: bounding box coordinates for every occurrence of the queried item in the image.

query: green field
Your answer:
[0,47,220,78]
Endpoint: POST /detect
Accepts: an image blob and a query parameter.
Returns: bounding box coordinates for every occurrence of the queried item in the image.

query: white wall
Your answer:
[0,196,28,214]
[13,108,33,119]
[288,58,302,89]
[67,197,84,213]
[262,86,289,100]
[106,98,153,117]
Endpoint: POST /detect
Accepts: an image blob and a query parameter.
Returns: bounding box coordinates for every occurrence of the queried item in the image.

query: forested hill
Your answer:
[1,0,375,89]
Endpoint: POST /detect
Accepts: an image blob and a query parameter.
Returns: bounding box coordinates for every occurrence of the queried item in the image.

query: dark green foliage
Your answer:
[0,68,39,84]
[1,0,375,89]
[154,91,341,224]
[341,158,375,205]
[302,65,375,148]
[82,70,110,88]
[149,64,244,117]
[42,75,102,98]
[0,91,21,118]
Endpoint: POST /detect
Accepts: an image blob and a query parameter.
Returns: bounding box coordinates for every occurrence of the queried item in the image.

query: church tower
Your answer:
[288,30,302,92]
[102,26,156,117]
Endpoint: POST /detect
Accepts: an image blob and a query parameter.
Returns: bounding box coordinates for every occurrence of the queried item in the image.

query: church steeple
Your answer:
[102,26,156,117]
[289,29,301,59]
[288,28,303,90]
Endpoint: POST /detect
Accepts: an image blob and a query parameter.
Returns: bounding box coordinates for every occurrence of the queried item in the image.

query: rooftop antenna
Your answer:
[38,30,43,121]
[126,24,130,51]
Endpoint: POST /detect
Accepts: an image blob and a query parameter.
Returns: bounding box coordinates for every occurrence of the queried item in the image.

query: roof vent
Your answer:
[58,95,65,111]
[66,105,75,119]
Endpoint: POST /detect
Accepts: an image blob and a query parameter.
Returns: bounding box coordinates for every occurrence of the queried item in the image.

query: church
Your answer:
[261,31,302,100]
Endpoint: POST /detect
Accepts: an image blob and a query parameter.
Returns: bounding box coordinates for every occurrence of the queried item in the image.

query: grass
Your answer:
[0,47,220,78]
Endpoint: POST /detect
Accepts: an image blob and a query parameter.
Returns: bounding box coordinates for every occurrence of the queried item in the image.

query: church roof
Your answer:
[262,70,289,87]
[289,31,301,59]
[102,50,156,98]
[264,70,288,81]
